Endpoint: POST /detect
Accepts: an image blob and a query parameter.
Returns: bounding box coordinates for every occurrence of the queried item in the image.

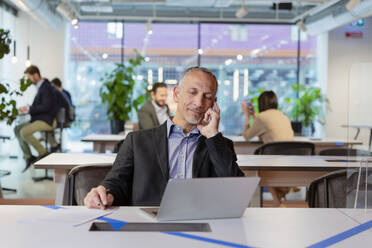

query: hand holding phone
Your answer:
[197,101,220,138]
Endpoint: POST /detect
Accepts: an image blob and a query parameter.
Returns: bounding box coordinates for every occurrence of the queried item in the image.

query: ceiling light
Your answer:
[145,57,150,62]
[236,54,243,61]
[297,20,307,32]
[80,5,113,13]
[102,53,108,59]
[346,0,360,11]
[11,56,18,64]
[71,18,79,26]
[198,49,203,55]
[73,24,79,29]
[236,0,249,19]
[56,2,74,22]
[25,60,31,67]
[145,20,153,35]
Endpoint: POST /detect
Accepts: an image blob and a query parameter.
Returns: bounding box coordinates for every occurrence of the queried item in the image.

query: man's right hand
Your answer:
[84,185,114,209]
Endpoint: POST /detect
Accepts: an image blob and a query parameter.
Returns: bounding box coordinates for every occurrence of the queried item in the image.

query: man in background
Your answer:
[14,65,57,172]
[138,82,170,130]
[51,78,73,106]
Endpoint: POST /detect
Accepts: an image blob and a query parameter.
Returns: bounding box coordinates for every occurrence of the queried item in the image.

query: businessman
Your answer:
[85,67,243,208]
[138,82,170,130]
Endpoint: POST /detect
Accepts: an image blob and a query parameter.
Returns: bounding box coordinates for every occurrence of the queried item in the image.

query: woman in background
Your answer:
[241,90,294,142]
[241,91,295,206]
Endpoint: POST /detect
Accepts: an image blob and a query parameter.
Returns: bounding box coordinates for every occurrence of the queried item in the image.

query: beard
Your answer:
[154,99,165,107]
[185,108,204,125]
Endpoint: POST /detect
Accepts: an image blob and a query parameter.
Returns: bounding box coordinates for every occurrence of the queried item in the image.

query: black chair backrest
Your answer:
[68,165,112,205]
[307,169,372,208]
[319,148,372,156]
[254,141,315,155]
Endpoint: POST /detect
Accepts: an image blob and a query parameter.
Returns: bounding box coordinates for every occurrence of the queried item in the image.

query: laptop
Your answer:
[141,177,260,221]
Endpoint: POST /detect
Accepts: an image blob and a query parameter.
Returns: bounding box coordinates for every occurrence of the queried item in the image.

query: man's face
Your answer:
[152,87,167,107]
[173,71,216,125]
[26,73,39,85]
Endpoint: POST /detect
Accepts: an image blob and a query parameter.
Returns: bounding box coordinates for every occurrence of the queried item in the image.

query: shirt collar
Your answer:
[166,119,200,138]
[35,79,44,91]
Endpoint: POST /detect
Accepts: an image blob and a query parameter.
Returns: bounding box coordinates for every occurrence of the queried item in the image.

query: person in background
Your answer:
[138,82,170,130]
[14,65,57,172]
[84,67,243,208]
[241,90,294,143]
[51,78,73,106]
[241,90,295,206]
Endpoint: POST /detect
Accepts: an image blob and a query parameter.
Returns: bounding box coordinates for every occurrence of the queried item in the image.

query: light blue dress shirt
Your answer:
[167,119,201,179]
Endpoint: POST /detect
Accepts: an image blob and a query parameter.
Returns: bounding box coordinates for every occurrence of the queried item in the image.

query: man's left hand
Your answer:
[197,102,220,138]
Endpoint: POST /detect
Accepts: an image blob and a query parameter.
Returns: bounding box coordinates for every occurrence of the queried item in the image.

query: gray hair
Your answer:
[178,67,218,93]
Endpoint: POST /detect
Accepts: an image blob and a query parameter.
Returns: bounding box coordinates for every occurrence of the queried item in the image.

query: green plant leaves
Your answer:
[99,52,147,121]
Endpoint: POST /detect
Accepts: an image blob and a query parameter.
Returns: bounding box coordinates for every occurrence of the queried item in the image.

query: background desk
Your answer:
[81,134,126,153]
[35,153,116,205]
[1,206,371,248]
[238,155,366,187]
[36,153,368,205]
[227,135,363,154]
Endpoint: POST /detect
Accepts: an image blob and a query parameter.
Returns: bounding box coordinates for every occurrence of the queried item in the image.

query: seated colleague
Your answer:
[85,67,244,208]
[138,82,170,130]
[241,90,294,143]
[51,78,73,106]
[241,91,295,205]
[14,65,58,172]
[51,77,75,124]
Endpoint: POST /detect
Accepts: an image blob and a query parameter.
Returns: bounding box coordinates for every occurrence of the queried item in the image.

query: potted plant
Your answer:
[285,83,328,136]
[99,53,147,134]
[0,29,31,125]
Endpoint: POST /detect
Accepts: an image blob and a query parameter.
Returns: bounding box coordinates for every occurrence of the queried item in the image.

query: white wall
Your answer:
[326,17,372,147]
[0,10,65,107]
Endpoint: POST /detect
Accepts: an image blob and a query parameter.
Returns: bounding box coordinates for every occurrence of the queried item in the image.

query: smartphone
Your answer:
[243,98,254,113]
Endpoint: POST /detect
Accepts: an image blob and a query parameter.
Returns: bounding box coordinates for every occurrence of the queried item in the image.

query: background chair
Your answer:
[33,108,66,182]
[319,148,372,156]
[254,141,315,207]
[0,135,16,193]
[307,169,372,208]
[254,141,315,155]
[68,164,112,205]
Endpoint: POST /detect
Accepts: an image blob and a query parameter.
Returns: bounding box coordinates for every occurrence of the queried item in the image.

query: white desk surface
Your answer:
[34,153,371,170]
[0,206,371,248]
[34,153,116,170]
[81,134,126,142]
[237,155,370,169]
[226,135,363,145]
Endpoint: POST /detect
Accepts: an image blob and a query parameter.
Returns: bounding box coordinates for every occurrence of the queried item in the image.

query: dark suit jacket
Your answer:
[138,101,170,130]
[62,89,73,106]
[29,80,56,126]
[101,122,244,206]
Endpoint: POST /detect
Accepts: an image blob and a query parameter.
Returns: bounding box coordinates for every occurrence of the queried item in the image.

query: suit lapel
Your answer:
[149,102,160,126]
[152,122,169,180]
[192,136,208,177]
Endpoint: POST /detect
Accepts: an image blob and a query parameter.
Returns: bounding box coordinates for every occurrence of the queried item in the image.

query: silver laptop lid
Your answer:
[156,177,260,221]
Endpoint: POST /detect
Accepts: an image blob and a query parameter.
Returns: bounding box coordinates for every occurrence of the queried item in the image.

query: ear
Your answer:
[150,91,155,100]
[173,86,180,103]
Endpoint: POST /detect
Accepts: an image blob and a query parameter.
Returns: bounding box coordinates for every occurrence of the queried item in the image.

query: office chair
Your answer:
[68,164,112,205]
[0,135,17,193]
[307,169,372,208]
[254,141,315,207]
[33,108,66,182]
[254,141,315,155]
[319,148,372,156]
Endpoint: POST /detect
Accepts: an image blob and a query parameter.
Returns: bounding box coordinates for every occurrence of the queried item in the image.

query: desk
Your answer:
[342,124,372,149]
[238,155,366,187]
[227,135,363,154]
[0,206,371,248]
[35,153,116,205]
[36,153,368,205]
[81,134,126,153]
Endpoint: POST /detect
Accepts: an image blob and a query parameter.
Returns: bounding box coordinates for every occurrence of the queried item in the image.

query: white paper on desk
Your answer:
[19,208,112,227]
